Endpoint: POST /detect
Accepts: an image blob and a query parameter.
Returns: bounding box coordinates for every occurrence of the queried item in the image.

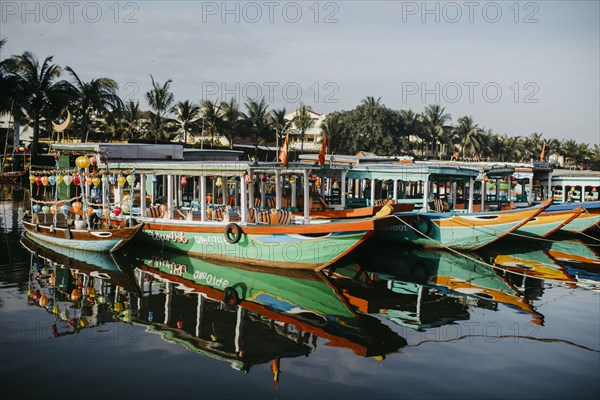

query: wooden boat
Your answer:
[374,199,552,251]
[538,238,600,266]
[514,204,585,238]
[22,213,142,253]
[557,201,600,233]
[128,249,406,364]
[297,201,414,219]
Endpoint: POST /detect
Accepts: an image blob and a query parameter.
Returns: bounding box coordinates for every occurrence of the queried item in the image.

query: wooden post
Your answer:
[341,170,347,209]
[423,178,430,213]
[468,178,474,213]
[140,174,147,217]
[303,169,310,220]
[200,175,207,222]
[167,175,174,219]
[370,179,376,206]
[240,173,247,222]
[275,169,282,210]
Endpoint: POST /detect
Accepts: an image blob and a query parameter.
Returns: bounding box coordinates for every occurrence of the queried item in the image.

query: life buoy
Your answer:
[412,214,433,237]
[224,223,242,244]
[222,287,240,305]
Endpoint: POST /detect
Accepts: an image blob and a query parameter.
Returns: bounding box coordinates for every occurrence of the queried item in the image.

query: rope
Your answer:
[31,195,82,205]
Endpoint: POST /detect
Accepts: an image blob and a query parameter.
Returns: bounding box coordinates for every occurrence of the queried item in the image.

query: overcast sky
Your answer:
[2,0,599,144]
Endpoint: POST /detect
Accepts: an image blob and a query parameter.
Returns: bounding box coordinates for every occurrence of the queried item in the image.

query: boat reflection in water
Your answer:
[21,234,139,337]
[128,249,407,378]
[326,245,546,328]
[21,235,406,388]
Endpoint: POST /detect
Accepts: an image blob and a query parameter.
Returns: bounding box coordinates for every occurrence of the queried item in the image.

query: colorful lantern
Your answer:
[59,309,69,320]
[61,204,70,216]
[244,174,252,184]
[216,177,223,187]
[79,317,89,328]
[94,209,103,218]
[29,175,36,184]
[52,304,60,315]
[114,302,123,312]
[63,174,72,186]
[70,289,81,301]
[39,295,49,307]
[35,176,42,186]
[87,207,94,216]
[75,155,91,169]
[48,175,56,185]
[32,204,41,213]
[56,174,64,184]
[121,204,130,214]
[113,207,122,216]
[177,320,183,329]
[41,205,50,214]
[117,175,127,187]
[72,202,82,213]
[41,176,49,186]
[92,177,101,187]
[180,176,187,185]
[72,174,81,186]
[50,205,56,215]
[126,174,135,186]
[262,175,268,183]
[289,176,296,184]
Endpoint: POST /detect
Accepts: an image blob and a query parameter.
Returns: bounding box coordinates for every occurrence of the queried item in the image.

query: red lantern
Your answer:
[73,174,81,185]
[177,320,183,329]
[35,176,42,186]
[114,207,122,216]
[262,175,268,183]
[181,176,188,185]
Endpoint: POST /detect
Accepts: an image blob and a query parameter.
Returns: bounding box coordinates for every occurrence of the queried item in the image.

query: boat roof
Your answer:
[551,169,600,186]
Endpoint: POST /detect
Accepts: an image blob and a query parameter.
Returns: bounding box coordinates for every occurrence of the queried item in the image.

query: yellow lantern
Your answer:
[289,176,296,184]
[92,177,101,187]
[216,177,223,187]
[52,304,60,315]
[117,175,127,187]
[29,175,36,184]
[79,317,89,328]
[87,287,96,297]
[114,302,124,312]
[75,155,91,169]
[56,174,64,184]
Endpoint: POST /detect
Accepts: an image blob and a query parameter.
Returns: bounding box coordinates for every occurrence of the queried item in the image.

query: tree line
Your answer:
[1,44,598,169]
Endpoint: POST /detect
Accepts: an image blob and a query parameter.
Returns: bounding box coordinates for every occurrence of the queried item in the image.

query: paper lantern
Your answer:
[108,175,116,185]
[35,176,42,186]
[216,177,223,187]
[61,204,70,216]
[39,294,49,307]
[52,304,60,315]
[87,207,94,216]
[48,175,56,185]
[63,174,72,186]
[41,176,49,186]
[41,205,50,214]
[56,174,64,184]
[113,207,122,216]
[70,289,81,301]
[79,317,89,328]
[32,204,41,213]
[72,174,81,186]
[72,201,82,213]
[177,320,183,329]
[33,289,41,300]
[50,205,56,215]
[75,155,91,169]
[114,302,123,312]
[121,204,130,214]
[29,175,36,184]
[244,174,252,184]
[59,309,69,320]
[261,175,268,183]
[180,176,187,185]
[92,177,101,187]
[94,209,103,218]
[289,176,296,184]
[126,174,135,186]
[117,175,127,187]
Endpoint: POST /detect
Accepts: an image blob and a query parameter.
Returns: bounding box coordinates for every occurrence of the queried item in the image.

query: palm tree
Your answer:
[454,116,482,159]
[200,100,223,148]
[560,139,579,167]
[362,96,382,108]
[269,108,292,156]
[293,104,314,154]
[65,66,122,142]
[4,51,75,155]
[122,101,141,140]
[220,98,243,149]
[422,104,451,159]
[320,112,343,154]
[145,75,174,143]
[244,97,270,156]
[400,109,423,154]
[171,100,200,145]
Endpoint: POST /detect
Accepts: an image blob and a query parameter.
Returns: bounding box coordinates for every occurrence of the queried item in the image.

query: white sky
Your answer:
[1,0,599,144]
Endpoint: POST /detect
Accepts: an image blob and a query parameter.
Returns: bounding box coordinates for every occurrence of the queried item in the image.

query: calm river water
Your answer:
[1,185,599,400]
